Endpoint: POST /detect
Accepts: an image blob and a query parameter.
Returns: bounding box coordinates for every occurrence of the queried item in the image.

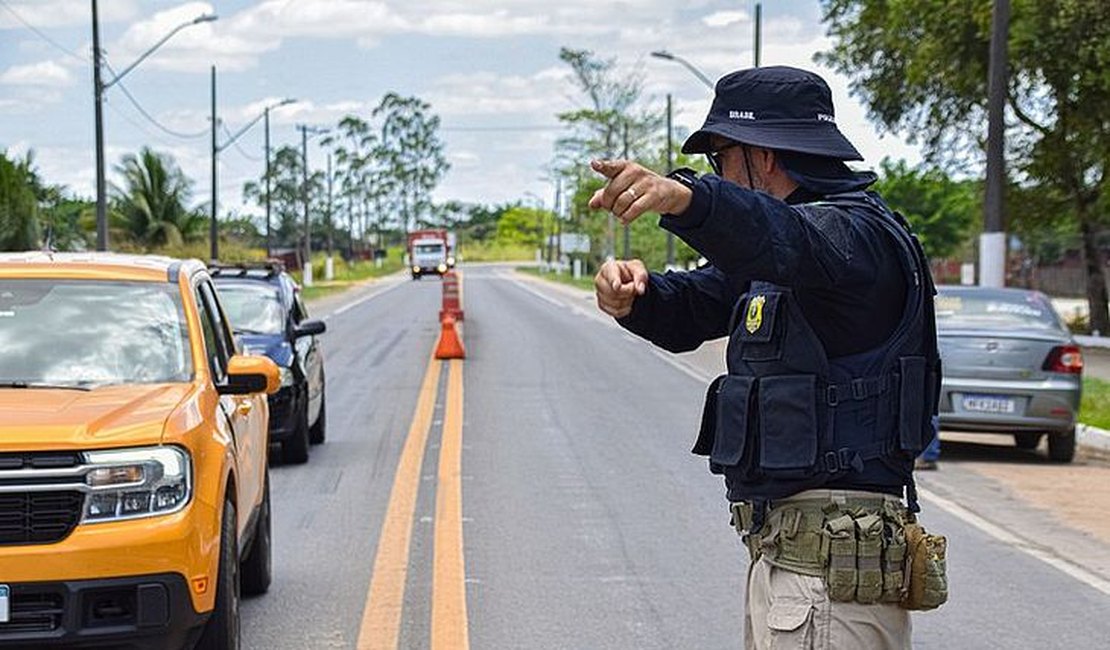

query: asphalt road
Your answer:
[240,264,1110,649]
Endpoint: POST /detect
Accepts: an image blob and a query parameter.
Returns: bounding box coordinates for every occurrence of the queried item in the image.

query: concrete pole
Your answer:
[91,0,108,251]
[981,0,1010,287]
[209,65,218,262]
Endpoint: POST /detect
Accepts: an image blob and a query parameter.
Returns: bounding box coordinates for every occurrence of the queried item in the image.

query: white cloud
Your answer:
[0,1,138,29]
[0,60,73,87]
[426,67,573,117]
[702,10,750,28]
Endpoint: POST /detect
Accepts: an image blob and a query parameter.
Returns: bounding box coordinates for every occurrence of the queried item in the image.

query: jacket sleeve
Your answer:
[616,264,736,353]
[659,175,871,289]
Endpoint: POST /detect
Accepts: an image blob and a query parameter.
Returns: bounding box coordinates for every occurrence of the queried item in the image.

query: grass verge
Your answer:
[1081,377,1110,430]
[292,255,404,302]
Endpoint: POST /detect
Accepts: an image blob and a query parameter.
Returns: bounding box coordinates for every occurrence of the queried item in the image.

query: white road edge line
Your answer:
[510,273,714,384]
[322,279,405,321]
[918,486,1110,597]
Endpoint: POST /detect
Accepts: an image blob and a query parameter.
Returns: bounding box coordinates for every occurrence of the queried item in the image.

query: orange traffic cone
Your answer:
[435,314,466,359]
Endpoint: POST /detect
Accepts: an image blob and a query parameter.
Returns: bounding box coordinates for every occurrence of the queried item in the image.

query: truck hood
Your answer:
[0,383,193,449]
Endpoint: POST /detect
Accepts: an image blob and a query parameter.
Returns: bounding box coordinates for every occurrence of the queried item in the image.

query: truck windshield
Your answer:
[415,243,444,254]
[0,279,192,387]
[214,282,286,335]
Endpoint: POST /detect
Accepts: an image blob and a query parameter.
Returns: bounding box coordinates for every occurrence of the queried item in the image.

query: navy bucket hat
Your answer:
[682,66,863,161]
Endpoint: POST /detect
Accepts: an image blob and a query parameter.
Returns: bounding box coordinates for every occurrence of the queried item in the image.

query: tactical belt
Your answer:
[731,491,931,606]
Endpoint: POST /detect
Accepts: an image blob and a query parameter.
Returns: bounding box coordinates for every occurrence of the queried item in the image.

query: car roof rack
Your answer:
[208,260,285,278]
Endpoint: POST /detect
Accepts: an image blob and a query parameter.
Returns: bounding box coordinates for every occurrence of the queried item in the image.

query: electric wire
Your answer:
[220,121,263,162]
[0,0,88,63]
[102,58,208,140]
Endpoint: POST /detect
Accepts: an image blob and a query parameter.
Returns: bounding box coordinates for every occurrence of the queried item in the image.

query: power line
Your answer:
[221,121,263,162]
[0,0,88,63]
[103,58,208,140]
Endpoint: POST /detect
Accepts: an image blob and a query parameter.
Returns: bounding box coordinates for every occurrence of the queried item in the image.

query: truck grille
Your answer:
[0,590,64,634]
[0,492,83,545]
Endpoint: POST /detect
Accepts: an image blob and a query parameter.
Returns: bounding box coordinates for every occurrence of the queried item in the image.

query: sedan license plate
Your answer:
[0,585,8,623]
[962,394,1016,414]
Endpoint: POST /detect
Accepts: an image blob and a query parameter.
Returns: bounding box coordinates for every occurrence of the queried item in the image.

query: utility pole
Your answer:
[622,121,631,259]
[982,0,1009,287]
[264,107,272,258]
[209,65,218,262]
[754,3,762,67]
[300,125,312,286]
[666,94,675,268]
[91,0,107,251]
[325,152,334,280]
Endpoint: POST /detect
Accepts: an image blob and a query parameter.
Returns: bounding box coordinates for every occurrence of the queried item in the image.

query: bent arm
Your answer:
[617,265,736,353]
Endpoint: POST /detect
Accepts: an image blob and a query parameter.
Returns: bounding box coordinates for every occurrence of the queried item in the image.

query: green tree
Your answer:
[243,145,324,250]
[111,147,203,247]
[872,158,979,259]
[555,48,667,267]
[818,0,1110,332]
[373,93,449,233]
[0,152,39,251]
[496,205,550,248]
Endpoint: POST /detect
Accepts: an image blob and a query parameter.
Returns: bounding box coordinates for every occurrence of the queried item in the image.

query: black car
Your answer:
[211,263,326,464]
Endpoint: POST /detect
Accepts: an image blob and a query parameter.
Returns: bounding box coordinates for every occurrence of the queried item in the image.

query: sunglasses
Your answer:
[706,142,743,175]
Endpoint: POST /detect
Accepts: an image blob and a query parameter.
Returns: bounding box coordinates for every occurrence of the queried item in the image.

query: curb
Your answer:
[1078,423,1110,453]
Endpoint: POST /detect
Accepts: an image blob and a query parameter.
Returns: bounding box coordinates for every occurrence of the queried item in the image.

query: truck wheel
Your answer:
[1047,427,1077,463]
[282,394,310,464]
[240,474,272,596]
[310,389,326,445]
[1014,432,1042,450]
[196,497,240,650]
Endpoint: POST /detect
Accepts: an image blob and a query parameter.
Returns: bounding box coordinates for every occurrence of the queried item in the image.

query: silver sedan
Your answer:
[936,285,1083,462]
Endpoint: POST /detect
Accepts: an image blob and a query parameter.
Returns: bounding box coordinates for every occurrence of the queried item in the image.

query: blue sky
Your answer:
[0,0,920,218]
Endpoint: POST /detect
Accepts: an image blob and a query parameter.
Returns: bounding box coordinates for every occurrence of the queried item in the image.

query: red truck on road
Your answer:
[407,229,456,279]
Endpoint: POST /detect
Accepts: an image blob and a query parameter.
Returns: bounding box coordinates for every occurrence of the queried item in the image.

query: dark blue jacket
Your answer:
[619,174,938,509]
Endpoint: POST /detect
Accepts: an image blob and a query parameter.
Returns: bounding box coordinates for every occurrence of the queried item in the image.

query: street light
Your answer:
[91,3,217,251]
[297,125,330,286]
[208,83,295,261]
[650,50,714,90]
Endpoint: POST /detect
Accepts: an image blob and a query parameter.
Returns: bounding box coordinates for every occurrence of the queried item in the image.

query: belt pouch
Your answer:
[900,523,949,611]
[855,514,884,604]
[824,513,857,602]
[881,519,907,603]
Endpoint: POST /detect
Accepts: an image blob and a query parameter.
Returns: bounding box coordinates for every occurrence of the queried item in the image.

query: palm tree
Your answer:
[0,151,40,251]
[111,147,204,247]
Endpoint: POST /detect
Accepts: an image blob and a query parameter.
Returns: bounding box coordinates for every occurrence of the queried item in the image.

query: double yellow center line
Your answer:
[357,351,469,647]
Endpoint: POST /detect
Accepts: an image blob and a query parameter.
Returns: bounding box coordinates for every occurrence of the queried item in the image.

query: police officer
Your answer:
[591,66,940,649]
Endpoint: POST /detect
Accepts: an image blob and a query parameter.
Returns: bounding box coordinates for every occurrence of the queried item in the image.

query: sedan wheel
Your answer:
[1047,427,1077,463]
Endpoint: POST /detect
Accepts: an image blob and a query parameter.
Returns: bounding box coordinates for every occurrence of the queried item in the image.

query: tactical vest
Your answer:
[692,192,940,525]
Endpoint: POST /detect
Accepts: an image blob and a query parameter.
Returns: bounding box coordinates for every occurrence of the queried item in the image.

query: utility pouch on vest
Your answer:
[897,356,928,453]
[824,514,856,602]
[881,518,907,603]
[855,514,884,604]
[693,375,726,456]
[757,375,818,475]
[900,522,948,611]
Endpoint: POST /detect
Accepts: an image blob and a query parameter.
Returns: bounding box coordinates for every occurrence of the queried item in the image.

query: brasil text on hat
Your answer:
[682,66,863,161]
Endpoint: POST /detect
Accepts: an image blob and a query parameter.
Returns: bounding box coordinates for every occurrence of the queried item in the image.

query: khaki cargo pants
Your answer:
[741,490,912,650]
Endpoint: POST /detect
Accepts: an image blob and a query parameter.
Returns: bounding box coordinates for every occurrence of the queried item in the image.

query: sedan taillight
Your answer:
[1043,345,1083,374]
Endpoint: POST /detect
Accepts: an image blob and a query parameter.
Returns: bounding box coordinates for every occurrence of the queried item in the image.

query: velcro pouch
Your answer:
[900,522,949,611]
[692,375,726,456]
[709,375,754,467]
[897,356,928,453]
[854,514,884,604]
[824,514,857,602]
[758,375,818,473]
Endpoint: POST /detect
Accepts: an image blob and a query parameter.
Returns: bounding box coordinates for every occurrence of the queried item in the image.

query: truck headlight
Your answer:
[413,266,421,273]
[437,263,447,273]
[279,366,294,388]
[82,446,192,522]
[447,256,456,267]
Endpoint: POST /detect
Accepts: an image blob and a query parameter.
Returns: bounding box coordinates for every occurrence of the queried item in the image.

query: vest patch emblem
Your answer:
[745,295,766,334]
